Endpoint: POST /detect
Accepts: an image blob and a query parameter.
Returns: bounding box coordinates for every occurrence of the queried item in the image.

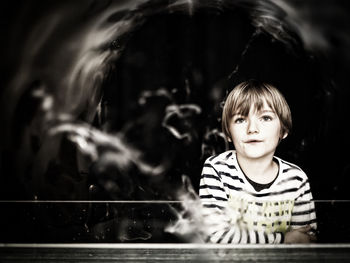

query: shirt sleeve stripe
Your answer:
[219,172,244,183]
[294,200,313,206]
[214,162,237,170]
[199,184,226,192]
[201,173,221,181]
[290,218,317,226]
[216,229,231,243]
[223,183,243,191]
[200,194,228,201]
[291,208,316,216]
[203,203,225,210]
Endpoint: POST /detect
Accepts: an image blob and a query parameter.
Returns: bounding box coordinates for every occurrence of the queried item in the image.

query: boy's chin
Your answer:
[239,150,274,160]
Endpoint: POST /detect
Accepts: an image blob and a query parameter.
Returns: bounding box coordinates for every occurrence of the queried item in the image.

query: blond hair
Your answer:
[222,80,292,140]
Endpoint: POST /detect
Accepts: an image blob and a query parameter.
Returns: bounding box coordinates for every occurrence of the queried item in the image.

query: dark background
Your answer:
[1,0,350,243]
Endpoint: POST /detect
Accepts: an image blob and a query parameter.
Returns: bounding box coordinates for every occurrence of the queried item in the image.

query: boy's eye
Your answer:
[234,117,245,124]
[261,115,273,121]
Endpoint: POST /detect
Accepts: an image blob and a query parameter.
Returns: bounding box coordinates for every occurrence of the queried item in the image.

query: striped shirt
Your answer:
[199,150,317,244]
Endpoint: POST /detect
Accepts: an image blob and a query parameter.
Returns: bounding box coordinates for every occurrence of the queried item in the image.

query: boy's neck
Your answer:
[236,152,278,184]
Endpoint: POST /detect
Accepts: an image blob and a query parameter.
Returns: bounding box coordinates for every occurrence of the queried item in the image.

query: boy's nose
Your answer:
[247,120,259,134]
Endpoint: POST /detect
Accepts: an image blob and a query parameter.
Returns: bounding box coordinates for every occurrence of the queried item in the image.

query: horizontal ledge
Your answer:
[1,243,350,249]
[0,200,350,203]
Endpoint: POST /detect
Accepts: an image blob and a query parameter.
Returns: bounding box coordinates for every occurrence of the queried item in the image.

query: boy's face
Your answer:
[228,100,287,160]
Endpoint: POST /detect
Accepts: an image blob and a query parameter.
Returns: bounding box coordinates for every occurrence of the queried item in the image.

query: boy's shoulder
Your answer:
[275,156,308,179]
[205,150,236,164]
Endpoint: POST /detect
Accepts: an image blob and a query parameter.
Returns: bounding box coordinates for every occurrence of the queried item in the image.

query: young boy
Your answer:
[199,80,317,243]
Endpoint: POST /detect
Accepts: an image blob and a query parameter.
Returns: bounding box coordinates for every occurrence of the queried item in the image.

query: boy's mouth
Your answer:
[245,139,263,143]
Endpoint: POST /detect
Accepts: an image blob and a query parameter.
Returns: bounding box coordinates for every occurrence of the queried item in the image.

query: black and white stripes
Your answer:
[199,150,317,244]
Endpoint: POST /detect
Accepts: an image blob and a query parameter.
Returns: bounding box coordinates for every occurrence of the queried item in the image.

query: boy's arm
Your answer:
[290,178,317,235]
[199,160,284,244]
[200,205,285,243]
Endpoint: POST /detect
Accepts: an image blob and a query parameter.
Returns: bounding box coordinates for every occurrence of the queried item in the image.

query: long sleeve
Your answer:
[199,159,284,244]
[290,177,317,234]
